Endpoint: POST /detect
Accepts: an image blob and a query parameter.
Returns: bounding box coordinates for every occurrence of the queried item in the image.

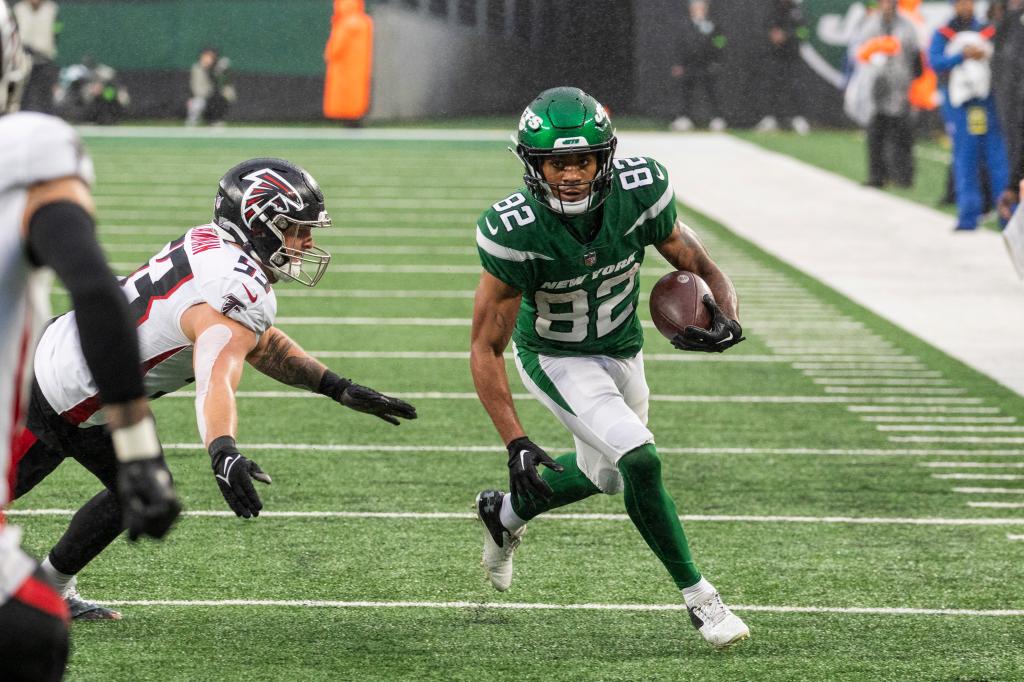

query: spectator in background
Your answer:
[186,47,236,127]
[56,56,129,125]
[992,0,1024,185]
[930,0,1009,230]
[323,0,373,127]
[851,0,922,188]
[12,0,59,114]
[670,0,728,133]
[755,0,811,135]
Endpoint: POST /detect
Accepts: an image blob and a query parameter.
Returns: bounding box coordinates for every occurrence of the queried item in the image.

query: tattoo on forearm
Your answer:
[250,331,324,390]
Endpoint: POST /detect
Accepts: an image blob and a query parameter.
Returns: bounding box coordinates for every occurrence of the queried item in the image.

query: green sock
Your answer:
[618,443,701,589]
[511,452,601,521]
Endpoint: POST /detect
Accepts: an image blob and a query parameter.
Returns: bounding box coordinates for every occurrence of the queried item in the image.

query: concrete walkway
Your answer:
[618,132,1024,398]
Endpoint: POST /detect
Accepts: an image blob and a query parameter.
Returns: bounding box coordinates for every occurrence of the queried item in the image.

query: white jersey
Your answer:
[33,225,277,428]
[0,112,93,597]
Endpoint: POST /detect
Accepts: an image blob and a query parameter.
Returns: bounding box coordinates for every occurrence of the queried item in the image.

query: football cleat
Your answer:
[475,490,524,592]
[687,590,749,648]
[64,577,122,621]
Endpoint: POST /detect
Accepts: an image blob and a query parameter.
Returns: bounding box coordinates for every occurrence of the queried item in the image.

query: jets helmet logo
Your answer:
[239,168,305,229]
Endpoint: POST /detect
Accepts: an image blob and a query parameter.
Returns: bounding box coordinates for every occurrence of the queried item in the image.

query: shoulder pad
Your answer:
[0,113,95,194]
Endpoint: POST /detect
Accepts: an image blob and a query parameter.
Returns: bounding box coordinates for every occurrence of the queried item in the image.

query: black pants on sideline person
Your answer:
[867,113,914,187]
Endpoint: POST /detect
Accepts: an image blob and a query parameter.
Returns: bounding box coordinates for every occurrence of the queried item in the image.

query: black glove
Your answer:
[672,294,745,353]
[506,436,564,503]
[209,436,272,518]
[319,370,418,426]
[118,457,181,541]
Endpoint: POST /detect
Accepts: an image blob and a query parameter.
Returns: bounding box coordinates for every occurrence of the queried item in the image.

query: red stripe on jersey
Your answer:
[12,576,70,624]
[6,310,33,505]
[136,273,194,326]
[60,345,189,425]
[981,25,996,40]
[7,428,37,503]
[939,27,956,39]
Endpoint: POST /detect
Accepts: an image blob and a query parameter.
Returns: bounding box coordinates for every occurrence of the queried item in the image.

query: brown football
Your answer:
[649,271,713,340]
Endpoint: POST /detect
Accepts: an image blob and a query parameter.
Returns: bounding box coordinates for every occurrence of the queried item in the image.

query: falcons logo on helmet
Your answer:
[240,168,305,229]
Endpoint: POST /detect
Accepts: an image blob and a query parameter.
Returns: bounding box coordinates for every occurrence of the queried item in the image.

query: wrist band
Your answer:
[208,435,238,458]
[111,416,161,463]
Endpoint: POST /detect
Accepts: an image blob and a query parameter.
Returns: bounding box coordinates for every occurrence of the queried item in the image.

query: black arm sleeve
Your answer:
[27,201,145,405]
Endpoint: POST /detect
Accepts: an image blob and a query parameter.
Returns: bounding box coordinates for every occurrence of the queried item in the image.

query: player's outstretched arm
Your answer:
[656,219,744,353]
[247,326,417,426]
[25,177,180,540]
[470,271,562,501]
[181,303,270,518]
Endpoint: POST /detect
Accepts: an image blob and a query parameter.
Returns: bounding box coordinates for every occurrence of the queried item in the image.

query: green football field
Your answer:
[11,133,1024,681]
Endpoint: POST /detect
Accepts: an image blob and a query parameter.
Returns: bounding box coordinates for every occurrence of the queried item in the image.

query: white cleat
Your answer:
[754,115,778,132]
[670,116,695,132]
[687,591,749,648]
[475,490,524,592]
[709,117,727,132]
[791,116,811,136]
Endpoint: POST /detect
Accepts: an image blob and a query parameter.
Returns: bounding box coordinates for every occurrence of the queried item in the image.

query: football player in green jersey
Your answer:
[471,86,749,648]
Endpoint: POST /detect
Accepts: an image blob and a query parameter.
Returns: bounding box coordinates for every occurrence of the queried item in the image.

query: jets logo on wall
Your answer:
[801,1,977,88]
[240,168,305,229]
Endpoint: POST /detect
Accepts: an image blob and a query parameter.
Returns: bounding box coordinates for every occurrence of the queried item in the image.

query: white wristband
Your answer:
[111,416,161,463]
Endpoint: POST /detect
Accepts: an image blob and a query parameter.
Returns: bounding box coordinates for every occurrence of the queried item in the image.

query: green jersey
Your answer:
[476,156,676,358]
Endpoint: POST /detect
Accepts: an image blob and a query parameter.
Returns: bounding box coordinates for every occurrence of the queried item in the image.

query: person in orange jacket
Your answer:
[323,0,373,125]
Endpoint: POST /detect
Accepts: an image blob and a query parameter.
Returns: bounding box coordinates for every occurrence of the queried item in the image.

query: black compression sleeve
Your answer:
[27,201,145,405]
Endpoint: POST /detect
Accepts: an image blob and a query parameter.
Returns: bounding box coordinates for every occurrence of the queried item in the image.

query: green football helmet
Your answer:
[512,86,617,215]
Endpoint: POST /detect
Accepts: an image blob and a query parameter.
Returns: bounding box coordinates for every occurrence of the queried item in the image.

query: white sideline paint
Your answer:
[969,502,1024,509]
[160,390,986,405]
[156,443,1024,457]
[952,487,1024,495]
[621,133,1024,397]
[9,508,1024,527]
[75,599,1024,618]
[1009,534,1024,541]
[77,126,511,141]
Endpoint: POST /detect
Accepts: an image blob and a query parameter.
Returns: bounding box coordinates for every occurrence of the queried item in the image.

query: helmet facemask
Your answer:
[515,138,618,216]
[259,212,332,288]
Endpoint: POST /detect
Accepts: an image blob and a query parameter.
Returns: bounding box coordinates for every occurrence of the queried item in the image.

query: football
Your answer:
[649,270,713,340]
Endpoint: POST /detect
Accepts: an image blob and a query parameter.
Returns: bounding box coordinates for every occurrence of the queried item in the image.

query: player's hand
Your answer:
[998,188,1019,222]
[209,437,272,518]
[672,294,745,353]
[506,436,563,503]
[118,458,181,541]
[339,383,418,426]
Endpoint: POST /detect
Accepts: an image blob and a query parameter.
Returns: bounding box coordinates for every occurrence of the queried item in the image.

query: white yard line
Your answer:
[892,436,1024,444]
[933,474,1024,481]
[157,443,1024,457]
[802,370,942,378]
[880,425,1024,433]
[825,387,967,395]
[866,417,1015,424]
[159,391,986,405]
[952,487,1024,495]
[1007,534,1024,541]
[9,508,1024,526]
[813,378,951,386]
[72,599,1024,618]
[968,502,1024,509]
[848,406,1000,414]
[922,462,1024,468]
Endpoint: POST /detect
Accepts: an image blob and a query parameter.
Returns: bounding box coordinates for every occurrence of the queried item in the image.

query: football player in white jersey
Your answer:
[13,157,417,620]
[0,1,180,677]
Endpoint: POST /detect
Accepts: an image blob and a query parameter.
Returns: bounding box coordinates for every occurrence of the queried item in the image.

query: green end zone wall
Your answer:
[53,0,847,123]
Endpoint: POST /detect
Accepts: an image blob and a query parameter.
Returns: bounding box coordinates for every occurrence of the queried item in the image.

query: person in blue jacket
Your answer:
[930,0,1010,230]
